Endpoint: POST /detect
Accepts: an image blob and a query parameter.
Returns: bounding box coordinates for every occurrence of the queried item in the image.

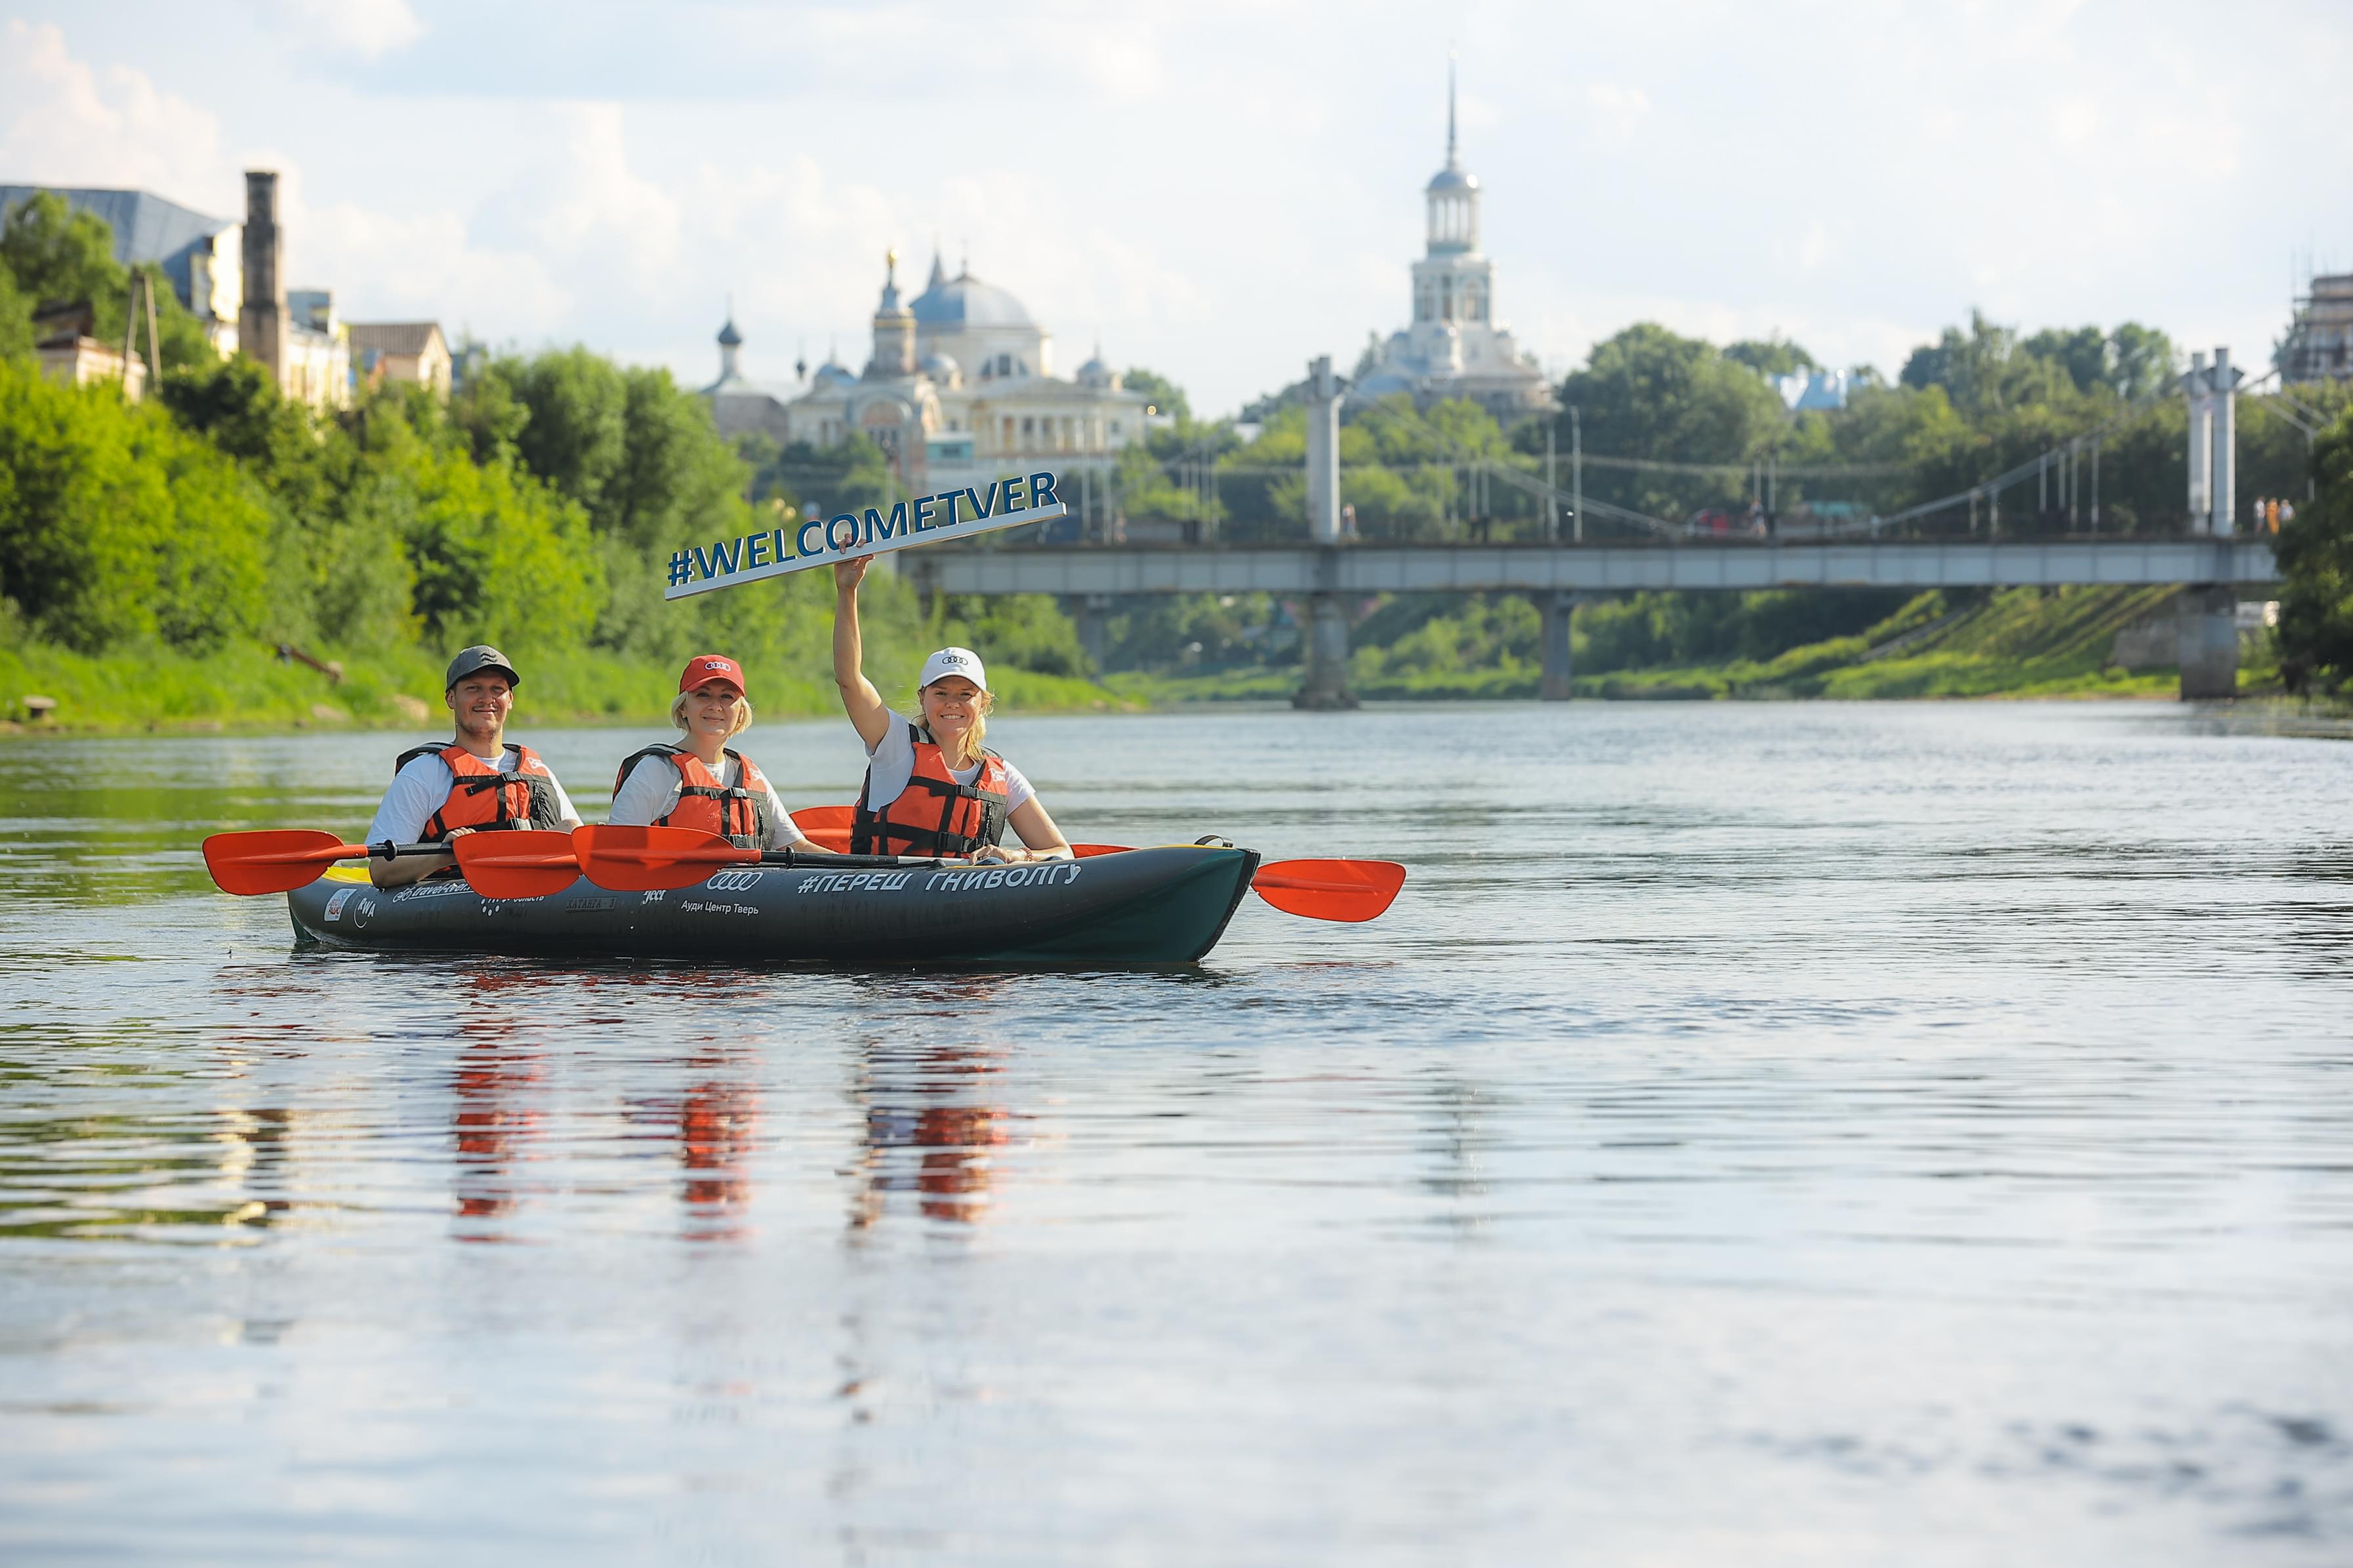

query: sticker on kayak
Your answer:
[924,864,1084,891]
[324,887,353,921]
[663,472,1067,599]
[392,881,473,902]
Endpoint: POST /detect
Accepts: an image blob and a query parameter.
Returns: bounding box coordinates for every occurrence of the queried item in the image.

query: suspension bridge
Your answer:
[901,354,2294,704]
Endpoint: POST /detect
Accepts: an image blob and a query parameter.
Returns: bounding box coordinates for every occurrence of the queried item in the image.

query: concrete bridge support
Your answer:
[2175,584,2238,699]
[1292,356,1357,710]
[1540,592,1578,700]
[1294,593,1358,710]
[1071,593,1111,675]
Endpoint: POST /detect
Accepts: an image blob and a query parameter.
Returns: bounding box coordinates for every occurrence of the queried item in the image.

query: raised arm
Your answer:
[832,556,892,751]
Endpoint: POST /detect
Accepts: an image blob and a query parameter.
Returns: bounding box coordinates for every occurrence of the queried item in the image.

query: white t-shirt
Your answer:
[366,746,584,845]
[862,713,1035,814]
[609,750,806,851]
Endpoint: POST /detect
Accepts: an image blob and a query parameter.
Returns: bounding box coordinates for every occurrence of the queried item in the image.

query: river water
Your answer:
[1,702,2348,1565]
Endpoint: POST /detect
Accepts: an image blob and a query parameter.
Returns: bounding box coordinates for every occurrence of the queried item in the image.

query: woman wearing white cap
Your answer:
[610,654,821,853]
[832,557,1073,863]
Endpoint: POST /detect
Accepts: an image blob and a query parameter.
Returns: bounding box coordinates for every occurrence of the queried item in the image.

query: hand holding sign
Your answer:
[666,470,1065,601]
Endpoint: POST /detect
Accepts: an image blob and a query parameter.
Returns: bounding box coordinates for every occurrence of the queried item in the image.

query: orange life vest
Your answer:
[613,744,773,850]
[394,742,563,841]
[851,722,1010,858]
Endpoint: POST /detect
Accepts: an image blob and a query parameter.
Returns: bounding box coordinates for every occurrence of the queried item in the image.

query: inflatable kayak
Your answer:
[285,843,1261,965]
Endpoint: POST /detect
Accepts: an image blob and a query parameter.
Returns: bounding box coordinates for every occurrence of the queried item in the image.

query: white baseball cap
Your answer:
[918,647,989,692]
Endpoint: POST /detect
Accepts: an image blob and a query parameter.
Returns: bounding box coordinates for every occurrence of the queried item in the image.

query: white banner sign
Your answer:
[664,471,1067,600]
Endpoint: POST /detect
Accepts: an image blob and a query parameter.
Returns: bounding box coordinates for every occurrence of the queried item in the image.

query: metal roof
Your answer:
[909,271,1034,329]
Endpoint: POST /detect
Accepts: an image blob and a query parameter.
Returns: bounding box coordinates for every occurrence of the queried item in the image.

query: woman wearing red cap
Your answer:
[609,654,821,853]
[832,556,1073,863]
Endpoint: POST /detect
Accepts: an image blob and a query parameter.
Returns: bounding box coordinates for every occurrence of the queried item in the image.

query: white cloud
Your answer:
[1778,222,1835,274]
[4,0,2348,413]
[273,0,422,57]
[1583,82,1652,138]
[499,106,680,285]
[306,201,566,339]
[0,20,227,204]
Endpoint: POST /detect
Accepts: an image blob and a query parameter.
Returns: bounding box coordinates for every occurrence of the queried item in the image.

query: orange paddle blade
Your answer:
[573,824,756,892]
[1249,859,1406,923]
[202,830,368,895]
[453,830,580,899]
[792,804,855,853]
[1069,843,1128,858]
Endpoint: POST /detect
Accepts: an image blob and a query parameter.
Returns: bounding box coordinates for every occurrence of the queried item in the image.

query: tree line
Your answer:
[1096,314,2352,685]
[0,190,1090,685]
[5,180,2350,694]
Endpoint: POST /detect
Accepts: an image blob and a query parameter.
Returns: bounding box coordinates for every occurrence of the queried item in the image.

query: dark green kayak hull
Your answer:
[285,845,1259,965]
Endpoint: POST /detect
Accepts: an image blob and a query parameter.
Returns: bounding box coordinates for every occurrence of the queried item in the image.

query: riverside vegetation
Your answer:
[5,186,2352,731]
[0,191,1105,733]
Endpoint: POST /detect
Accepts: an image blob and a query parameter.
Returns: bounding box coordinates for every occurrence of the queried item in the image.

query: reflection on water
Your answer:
[856,1043,1012,1228]
[452,1041,541,1237]
[678,1053,759,1238]
[2,704,2352,1565]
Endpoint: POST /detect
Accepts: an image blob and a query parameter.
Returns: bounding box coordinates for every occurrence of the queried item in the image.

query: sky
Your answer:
[3,0,2348,417]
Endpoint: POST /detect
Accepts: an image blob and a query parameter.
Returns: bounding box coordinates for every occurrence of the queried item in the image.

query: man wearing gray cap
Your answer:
[364,645,583,889]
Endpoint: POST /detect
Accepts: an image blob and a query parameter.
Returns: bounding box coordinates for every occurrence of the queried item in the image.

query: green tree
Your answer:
[0,191,119,310]
[2272,405,2353,691]
[1554,324,1786,518]
[1725,336,1816,376]
[945,593,1093,677]
[0,266,32,361]
[0,357,269,651]
[1122,367,1187,421]
[0,193,213,371]
[399,439,604,649]
[2108,323,2177,401]
[504,348,630,521]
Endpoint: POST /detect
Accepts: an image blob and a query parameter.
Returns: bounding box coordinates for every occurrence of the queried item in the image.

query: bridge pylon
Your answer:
[1540,592,1579,701]
[2176,584,2238,700]
[1292,357,1359,710]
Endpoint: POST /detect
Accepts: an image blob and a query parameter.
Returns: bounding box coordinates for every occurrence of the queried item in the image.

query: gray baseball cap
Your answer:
[444,645,520,689]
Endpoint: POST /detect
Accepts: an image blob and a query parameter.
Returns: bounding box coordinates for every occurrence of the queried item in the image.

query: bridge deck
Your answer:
[909,538,2280,596]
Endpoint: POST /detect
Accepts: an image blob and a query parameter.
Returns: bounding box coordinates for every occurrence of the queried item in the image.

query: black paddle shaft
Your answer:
[371,841,453,860]
[760,849,944,870]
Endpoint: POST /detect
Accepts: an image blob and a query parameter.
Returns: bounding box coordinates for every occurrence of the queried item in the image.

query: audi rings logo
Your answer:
[704,869,766,893]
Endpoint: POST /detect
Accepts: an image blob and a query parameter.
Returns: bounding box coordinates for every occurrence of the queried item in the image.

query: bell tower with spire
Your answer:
[1425,56,1481,254]
[865,247,916,380]
[1410,57,1491,332]
[1361,57,1553,418]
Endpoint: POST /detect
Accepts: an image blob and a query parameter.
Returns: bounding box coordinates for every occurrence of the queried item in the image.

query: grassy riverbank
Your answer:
[1106,586,2286,704]
[0,641,1130,735]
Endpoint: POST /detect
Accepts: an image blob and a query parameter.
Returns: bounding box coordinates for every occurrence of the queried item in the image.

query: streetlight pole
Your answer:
[1570,404,1583,545]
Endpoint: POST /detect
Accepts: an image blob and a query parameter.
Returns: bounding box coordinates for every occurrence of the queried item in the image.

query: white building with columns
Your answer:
[703,250,1156,512]
[1356,69,1555,420]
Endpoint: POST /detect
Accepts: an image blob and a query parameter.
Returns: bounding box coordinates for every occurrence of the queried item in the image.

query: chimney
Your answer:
[238,170,286,386]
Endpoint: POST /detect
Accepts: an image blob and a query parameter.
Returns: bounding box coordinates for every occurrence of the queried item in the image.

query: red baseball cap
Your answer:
[679,654,747,696]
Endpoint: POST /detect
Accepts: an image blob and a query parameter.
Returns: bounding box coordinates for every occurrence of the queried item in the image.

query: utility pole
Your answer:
[1570,404,1583,545]
[2186,350,2211,528]
[2091,437,2100,531]
[2209,346,2238,534]
[1545,421,1557,542]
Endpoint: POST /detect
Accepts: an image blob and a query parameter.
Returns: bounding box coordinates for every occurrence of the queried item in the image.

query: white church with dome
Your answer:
[1356,68,1555,420]
[701,250,1155,505]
